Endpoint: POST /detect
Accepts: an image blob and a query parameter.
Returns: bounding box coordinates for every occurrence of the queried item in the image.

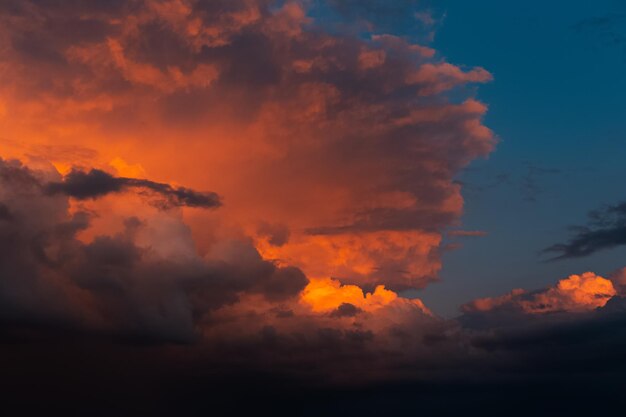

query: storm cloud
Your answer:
[2,1,625,416]
[0,0,495,290]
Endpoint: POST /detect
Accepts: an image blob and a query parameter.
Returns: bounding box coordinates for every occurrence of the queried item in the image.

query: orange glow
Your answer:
[522,272,616,313]
[464,272,617,314]
[256,231,443,290]
[109,157,147,178]
[0,0,495,307]
[465,288,527,312]
[301,277,431,315]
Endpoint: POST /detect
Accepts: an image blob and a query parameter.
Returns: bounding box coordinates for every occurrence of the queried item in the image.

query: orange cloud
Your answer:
[0,0,495,298]
[301,277,431,315]
[464,272,617,314]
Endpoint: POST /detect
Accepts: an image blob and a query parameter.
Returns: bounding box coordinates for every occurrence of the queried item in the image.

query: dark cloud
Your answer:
[0,203,12,221]
[0,157,305,345]
[257,221,290,246]
[44,168,221,209]
[544,202,626,259]
[4,157,626,416]
[2,1,626,415]
[0,0,496,291]
[329,302,362,317]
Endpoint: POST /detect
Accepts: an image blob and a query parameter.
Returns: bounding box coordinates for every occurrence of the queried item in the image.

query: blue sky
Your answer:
[412,0,626,316]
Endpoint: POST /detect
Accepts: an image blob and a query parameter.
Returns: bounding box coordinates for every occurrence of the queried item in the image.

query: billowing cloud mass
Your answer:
[2,157,626,414]
[462,272,616,314]
[0,0,493,375]
[0,157,308,343]
[2,1,626,416]
[0,0,495,291]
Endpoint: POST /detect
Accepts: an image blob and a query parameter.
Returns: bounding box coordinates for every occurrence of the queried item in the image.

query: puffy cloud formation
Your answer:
[0,157,442,370]
[6,2,626,415]
[463,272,616,314]
[301,277,431,314]
[2,158,626,415]
[0,0,495,291]
[0,158,307,343]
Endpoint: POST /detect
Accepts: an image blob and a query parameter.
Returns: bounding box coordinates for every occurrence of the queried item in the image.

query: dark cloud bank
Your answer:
[2,156,626,416]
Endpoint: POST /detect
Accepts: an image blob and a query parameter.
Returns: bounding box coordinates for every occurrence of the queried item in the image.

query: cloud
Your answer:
[0,158,306,344]
[448,230,488,237]
[544,201,626,259]
[462,272,616,315]
[0,0,495,292]
[12,2,626,414]
[45,168,221,209]
[0,157,440,370]
[3,158,626,415]
[0,2,498,382]
[610,267,626,295]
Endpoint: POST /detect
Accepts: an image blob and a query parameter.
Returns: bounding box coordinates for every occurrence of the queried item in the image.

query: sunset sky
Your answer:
[1,0,626,415]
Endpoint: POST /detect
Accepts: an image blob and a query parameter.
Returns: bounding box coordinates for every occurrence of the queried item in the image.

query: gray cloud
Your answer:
[44,168,222,209]
[544,202,626,259]
[0,157,305,345]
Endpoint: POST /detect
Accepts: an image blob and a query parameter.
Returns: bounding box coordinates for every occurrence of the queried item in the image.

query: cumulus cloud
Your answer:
[301,277,431,315]
[0,1,496,386]
[0,157,440,364]
[6,2,626,415]
[3,158,626,415]
[0,0,495,291]
[462,272,616,315]
[0,158,306,343]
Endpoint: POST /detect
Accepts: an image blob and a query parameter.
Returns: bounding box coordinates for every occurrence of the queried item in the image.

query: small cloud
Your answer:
[544,201,626,260]
[448,230,488,238]
[462,272,616,314]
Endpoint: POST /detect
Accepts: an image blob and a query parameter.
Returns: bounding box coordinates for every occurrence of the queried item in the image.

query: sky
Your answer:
[1,0,626,415]
[415,0,626,316]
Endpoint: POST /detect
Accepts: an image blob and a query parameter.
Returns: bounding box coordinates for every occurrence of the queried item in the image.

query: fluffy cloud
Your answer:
[2,158,626,415]
[463,272,616,314]
[0,0,495,291]
[0,158,307,343]
[6,2,626,415]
